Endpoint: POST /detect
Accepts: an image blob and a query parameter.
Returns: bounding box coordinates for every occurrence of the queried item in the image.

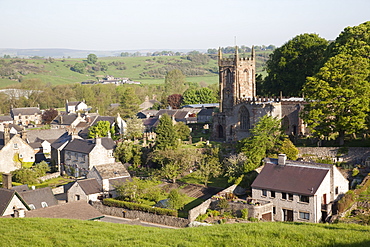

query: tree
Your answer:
[197,87,217,104]
[42,108,58,124]
[164,69,186,95]
[168,189,186,210]
[174,122,190,141]
[198,148,222,186]
[117,86,140,118]
[182,89,199,105]
[71,63,85,74]
[154,114,178,150]
[302,54,370,146]
[238,115,285,171]
[222,153,248,181]
[88,121,113,138]
[125,115,144,140]
[263,33,328,96]
[279,138,298,160]
[167,94,183,109]
[87,54,98,64]
[149,148,201,183]
[114,141,143,166]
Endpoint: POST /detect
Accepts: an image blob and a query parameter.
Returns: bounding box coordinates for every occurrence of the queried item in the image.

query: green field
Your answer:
[0,51,268,88]
[0,218,369,246]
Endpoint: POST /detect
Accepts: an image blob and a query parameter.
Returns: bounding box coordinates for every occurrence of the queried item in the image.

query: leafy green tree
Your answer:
[174,122,190,141]
[263,33,328,96]
[71,62,85,74]
[168,189,186,210]
[125,115,144,140]
[149,148,201,183]
[88,121,114,138]
[182,89,199,105]
[87,54,98,64]
[34,161,50,177]
[302,54,370,146]
[115,177,146,202]
[114,141,142,167]
[197,87,218,104]
[155,114,178,150]
[12,168,38,184]
[279,138,298,160]
[117,86,140,118]
[238,115,285,171]
[164,69,186,95]
[198,148,222,186]
[222,153,248,182]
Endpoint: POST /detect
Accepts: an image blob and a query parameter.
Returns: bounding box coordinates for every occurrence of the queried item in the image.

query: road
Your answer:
[100,215,179,229]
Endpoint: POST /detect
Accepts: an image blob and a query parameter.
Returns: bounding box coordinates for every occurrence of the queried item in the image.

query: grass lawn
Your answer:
[31,176,74,189]
[179,172,229,188]
[0,218,369,246]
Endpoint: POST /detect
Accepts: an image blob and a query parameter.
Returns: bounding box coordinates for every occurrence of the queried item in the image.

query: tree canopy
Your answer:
[154,114,178,150]
[164,69,186,95]
[87,54,98,64]
[263,33,328,96]
[88,120,114,138]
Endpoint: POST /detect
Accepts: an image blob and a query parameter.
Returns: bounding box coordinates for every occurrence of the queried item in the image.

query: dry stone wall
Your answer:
[91,201,189,228]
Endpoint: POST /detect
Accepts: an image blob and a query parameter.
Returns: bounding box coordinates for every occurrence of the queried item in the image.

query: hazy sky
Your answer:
[0,0,368,51]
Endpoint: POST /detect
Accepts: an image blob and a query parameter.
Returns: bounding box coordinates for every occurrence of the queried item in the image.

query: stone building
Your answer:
[251,154,349,223]
[211,47,306,142]
[10,107,42,126]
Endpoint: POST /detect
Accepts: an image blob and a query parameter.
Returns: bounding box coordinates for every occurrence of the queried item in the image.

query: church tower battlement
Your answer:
[218,46,256,113]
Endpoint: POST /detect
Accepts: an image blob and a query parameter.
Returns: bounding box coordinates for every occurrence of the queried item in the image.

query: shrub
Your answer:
[103,198,178,217]
[352,168,359,177]
[248,217,258,222]
[196,213,208,222]
[241,208,249,219]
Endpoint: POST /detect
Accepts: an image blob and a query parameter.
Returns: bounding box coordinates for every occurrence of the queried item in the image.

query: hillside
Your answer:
[0,218,369,246]
[0,51,270,89]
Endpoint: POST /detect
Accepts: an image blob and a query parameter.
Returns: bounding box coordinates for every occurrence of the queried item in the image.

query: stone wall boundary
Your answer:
[39,172,60,182]
[188,199,211,222]
[91,201,189,228]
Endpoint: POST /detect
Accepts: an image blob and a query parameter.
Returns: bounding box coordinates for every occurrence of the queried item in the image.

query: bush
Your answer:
[241,208,249,219]
[248,217,258,222]
[196,213,208,222]
[103,198,178,217]
[352,168,359,177]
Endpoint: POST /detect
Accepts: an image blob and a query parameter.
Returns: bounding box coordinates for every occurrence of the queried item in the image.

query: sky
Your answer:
[0,0,369,51]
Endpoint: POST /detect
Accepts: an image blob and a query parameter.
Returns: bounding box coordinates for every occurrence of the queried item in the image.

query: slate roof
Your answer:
[93,162,130,179]
[51,113,78,125]
[25,201,104,220]
[0,115,13,122]
[0,188,29,215]
[76,178,102,195]
[181,103,219,109]
[12,185,30,192]
[27,129,67,143]
[109,177,132,187]
[50,132,71,150]
[156,109,189,120]
[19,187,58,210]
[63,137,115,154]
[11,107,41,116]
[197,108,214,116]
[251,162,330,196]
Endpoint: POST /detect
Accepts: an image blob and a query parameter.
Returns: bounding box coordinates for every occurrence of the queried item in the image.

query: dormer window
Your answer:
[41,202,48,208]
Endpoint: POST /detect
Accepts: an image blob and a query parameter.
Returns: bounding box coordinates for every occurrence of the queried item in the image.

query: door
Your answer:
[283,209,293,222]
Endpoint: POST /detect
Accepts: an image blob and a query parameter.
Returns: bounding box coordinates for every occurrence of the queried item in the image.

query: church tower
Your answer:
[218,46,256,113]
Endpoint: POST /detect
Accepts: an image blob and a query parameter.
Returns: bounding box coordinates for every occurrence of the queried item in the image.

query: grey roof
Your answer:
[93,162,130,179]
[0,115,13,122]
[156,109,189,120]
[29,142,42,149]
[12,185,30,192]
[197,108,214,116]
[19,187,58,210]
[27,129,67,143]
[50,132,71,150]
[51,113,78,125]
[25,201,104,220]
[76,178,102,195]
[11,107,41,116]
[78,116,116,139]
[251,162,329,196]
[0,188,28,215]
[109,177,132,188]
[64,137,115,154]
[67,101,80,106]
[181,103,219,109]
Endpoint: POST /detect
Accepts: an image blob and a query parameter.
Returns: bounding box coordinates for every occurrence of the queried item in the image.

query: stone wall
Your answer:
[91,201,190,228]
[188,199,211,222]
[39,172,60,182]
[298,147,370,165]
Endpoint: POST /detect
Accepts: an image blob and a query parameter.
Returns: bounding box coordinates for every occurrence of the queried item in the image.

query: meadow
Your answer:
[0,218,369,246]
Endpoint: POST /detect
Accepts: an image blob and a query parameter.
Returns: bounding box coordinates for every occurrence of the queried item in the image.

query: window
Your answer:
[270,191,275,198]
[299,212,310,220]
[335,187,339,195]
[67,152,71,160]
[13,143,18,149]
[41,202,48,208]
[29,204,36,210]
[273,207,276,214]
[288,193,293,201]
[282,192,287,200]
[299,195,310,203]
[75,195,80,201]
[262,189,267,197]
[19,154,23,158]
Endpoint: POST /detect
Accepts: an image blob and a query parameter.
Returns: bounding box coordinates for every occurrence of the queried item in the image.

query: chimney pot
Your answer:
[278,154,287,165]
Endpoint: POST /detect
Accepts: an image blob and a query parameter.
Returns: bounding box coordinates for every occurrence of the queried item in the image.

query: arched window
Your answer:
[282,116,290,135]
[218,125,224,138]
[239,106,250,130]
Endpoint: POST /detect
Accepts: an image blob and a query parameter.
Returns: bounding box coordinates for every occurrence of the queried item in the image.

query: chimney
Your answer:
[14,208,25,218]
[2,173,12,189]
[4,124,10,145]
[95,137,102,146]
[278,154,287,165]
[21,128,27,141]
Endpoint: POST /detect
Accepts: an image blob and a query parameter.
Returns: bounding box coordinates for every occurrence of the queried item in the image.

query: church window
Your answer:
[239,106,250,130]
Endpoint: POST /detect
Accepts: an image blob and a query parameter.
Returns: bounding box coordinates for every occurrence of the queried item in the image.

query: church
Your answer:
[211,47,307,142]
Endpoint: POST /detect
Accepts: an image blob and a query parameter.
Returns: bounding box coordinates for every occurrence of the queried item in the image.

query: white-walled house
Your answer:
[251,154,349,223]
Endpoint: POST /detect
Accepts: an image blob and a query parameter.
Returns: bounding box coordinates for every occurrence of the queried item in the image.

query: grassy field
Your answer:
[0,218,369,246]
[0,51,268,88]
